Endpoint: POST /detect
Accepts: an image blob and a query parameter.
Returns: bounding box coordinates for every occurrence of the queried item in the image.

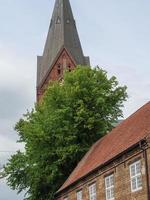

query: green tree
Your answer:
[4,66,127,200]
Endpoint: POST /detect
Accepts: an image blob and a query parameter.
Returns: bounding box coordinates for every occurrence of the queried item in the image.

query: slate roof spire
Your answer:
[37,0,90,87]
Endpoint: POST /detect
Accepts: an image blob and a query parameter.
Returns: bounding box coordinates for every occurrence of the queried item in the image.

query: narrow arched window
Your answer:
[56,17,61,24]
[68,65,71,72]
[57,65,61,75]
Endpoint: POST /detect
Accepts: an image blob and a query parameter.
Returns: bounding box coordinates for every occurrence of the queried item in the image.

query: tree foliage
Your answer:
[4,66,127,200]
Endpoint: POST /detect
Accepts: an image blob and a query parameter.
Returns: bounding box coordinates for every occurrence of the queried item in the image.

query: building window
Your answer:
[77,190,82,200]
[105,174,115,200]
[130,160,142,192]
[56,16,61,24]
[66,19,70,24]
[68,65,71,72]
[89,183,96,200]
[57,65,61,75]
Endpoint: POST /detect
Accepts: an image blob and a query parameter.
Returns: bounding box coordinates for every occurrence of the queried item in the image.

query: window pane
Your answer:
[110,187,114,198]
[105,175,114,200]
[106,178,110,188]
[132,177,137,191]
[131,165,136,176]
[77,190,82,200]
[107,189,111,199]
[137,175,142,188]
[136,162,141,174]
[89,183,96,200]
[110,176,114,186]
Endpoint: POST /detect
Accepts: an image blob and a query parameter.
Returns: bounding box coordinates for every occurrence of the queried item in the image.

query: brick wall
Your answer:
[56,147,150,200]
[37,48,76,101]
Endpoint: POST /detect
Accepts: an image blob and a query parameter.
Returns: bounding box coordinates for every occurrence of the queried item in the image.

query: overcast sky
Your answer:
[0,0,150,199]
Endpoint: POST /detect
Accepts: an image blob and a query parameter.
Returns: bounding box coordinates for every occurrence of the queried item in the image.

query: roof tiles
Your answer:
[58,102,150,193]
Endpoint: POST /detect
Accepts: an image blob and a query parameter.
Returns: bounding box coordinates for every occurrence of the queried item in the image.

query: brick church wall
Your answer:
[37,49,76,101]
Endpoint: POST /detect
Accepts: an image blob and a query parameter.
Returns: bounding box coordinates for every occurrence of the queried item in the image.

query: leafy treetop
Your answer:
[4,66,127,200]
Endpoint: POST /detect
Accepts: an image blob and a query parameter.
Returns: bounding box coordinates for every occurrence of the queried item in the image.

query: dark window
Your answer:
[68,65,71,72]
[57,65,61,75]
[56,17,61,24]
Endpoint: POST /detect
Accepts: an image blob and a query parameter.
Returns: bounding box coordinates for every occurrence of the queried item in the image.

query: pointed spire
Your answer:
[37,0,90,87]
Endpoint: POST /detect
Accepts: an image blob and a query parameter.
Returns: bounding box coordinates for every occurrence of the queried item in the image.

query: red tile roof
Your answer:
[58,102,150,193]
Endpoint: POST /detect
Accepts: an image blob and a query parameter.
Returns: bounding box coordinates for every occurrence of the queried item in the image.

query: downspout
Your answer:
[140,140,150,200]
[144,149,150,200]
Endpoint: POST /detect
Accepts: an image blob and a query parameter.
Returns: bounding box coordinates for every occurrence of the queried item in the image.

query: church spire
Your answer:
[37,0,90,100]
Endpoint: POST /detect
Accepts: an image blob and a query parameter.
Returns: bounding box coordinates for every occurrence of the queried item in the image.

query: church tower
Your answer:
[37,0,90,101]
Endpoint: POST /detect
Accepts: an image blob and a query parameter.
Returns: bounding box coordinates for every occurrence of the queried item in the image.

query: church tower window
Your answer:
[68,65,71,72]
[57,65,61,75]
[56,17,61,24]
[66,19,70,24]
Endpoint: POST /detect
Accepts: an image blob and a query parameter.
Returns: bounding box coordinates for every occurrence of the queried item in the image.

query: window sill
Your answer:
[131,187,142,193]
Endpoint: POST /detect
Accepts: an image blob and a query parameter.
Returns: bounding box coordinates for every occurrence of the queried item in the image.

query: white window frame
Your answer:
[89,182,96,200]
[76,190,82,200]
[130,160,142,192]
[105,174,115,200]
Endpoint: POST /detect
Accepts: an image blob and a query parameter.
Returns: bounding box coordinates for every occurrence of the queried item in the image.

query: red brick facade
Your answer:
[56,103,150,200]
[37,48,76,101]
[56,143,150,200]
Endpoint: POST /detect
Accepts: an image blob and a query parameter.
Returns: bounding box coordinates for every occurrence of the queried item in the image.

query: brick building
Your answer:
[56,102,150,200]
[36,0,90,101]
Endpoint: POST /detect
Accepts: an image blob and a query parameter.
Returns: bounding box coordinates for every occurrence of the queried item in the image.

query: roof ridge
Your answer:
[109,101,150,130]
